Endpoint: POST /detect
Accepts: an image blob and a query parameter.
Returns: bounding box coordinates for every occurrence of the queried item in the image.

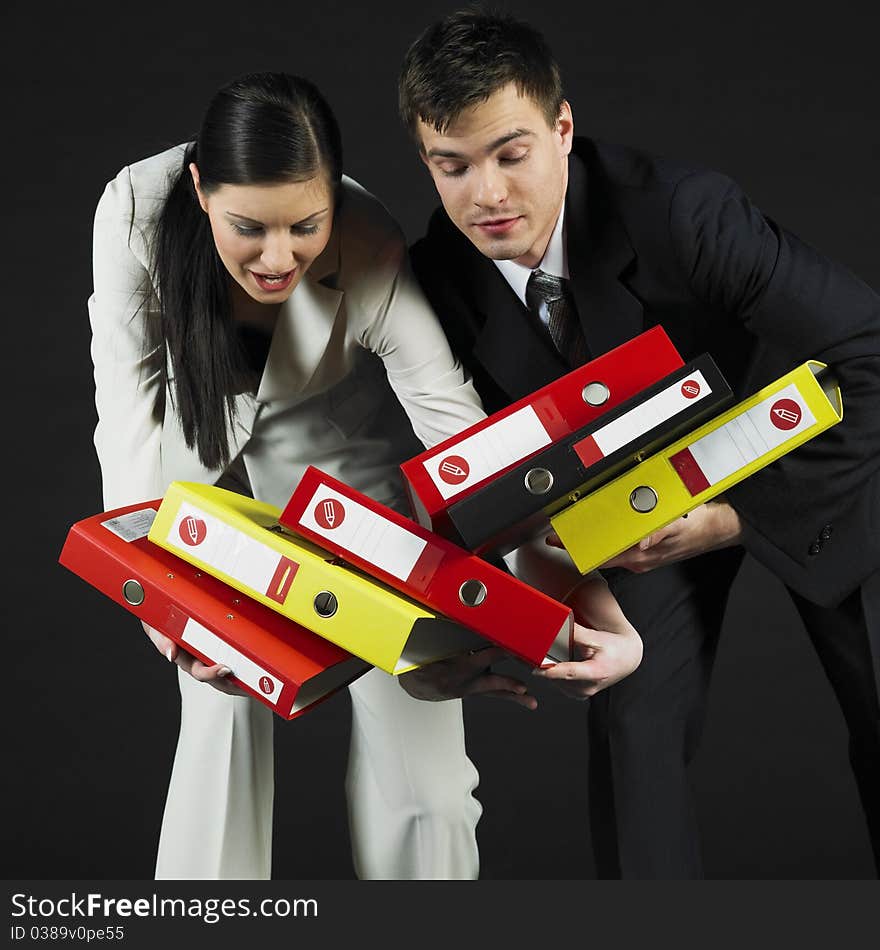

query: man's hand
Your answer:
[398,646,538,710]
[547,501,743,573]
[533,572,642,699]
[143,621,249,697]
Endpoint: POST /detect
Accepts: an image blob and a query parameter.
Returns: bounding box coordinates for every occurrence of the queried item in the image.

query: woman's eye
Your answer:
[293,224,320,235]
[232,224,262,236]
[439,165,467,178]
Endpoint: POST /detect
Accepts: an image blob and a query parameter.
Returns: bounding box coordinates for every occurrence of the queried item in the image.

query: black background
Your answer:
[4,0,879,881]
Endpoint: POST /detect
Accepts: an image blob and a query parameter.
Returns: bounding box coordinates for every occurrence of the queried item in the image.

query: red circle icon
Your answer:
[179,516,207,546]
[681,380,701,399]
[770,398,802,430]
[259,675,275,695]
[438,455,470,485]
[315,498,345,530]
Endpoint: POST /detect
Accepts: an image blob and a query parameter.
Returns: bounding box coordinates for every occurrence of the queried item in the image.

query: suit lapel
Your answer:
[565,149,645,357]
[472,259,570,399]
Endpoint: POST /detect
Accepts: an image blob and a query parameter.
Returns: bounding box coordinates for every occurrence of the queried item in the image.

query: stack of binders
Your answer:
[401,336,843,576]
[549,360,843,573]
[145,482,486,676]
[59,501,371,719]
[60,326,845,716]
[280,466,574,668]
[401,325,686,536]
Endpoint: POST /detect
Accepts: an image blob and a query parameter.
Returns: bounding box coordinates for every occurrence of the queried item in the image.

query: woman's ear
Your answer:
[189,162,209,213]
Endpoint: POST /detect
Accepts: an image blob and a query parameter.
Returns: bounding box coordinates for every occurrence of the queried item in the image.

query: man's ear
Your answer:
[557,100,574,156]
[189,162,209,213]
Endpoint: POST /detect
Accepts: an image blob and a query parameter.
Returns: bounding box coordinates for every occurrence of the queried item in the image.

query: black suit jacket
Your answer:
[411,137,880,607]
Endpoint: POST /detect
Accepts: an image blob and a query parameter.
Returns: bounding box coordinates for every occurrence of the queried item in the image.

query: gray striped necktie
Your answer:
[525,268,589,366]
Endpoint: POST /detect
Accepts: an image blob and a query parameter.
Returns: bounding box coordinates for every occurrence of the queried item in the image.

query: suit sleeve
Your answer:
[88,167,167,510]
[359,231,487,449]
[668,169,880,592]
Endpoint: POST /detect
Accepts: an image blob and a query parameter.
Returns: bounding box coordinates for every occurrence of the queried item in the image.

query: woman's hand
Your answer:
[532,622,643,699]
[532,573,643,699]
[142,621,250,697]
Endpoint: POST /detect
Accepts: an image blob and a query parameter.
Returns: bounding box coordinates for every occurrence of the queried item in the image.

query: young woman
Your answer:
[89,72,489,879]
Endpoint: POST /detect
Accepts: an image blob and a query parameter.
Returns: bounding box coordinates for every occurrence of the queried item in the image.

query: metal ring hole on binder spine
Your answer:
[582,382,610,406]
[459,579,488,607]
[629,486,658,513]
[525,467,554,495]
[313,591,338,618]
[122,579,145,606]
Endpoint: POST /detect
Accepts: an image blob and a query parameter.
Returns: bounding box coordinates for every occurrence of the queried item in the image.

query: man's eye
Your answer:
[232,224,262,236]
[500,153,527,165]
[439,165,467,178]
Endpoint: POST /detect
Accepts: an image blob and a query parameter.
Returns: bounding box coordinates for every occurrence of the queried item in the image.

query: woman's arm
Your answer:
[89,163,245,695]
[89,166,166,509]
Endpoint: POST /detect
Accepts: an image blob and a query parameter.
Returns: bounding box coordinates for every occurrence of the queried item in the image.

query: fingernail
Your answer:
[165,647,174,663]
[217,666,232,677]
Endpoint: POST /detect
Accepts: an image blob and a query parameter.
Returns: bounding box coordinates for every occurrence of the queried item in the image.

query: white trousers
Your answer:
[154,667,482,879]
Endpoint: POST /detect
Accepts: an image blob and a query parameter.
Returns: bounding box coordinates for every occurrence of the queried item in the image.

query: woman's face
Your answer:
[190,163,335,304]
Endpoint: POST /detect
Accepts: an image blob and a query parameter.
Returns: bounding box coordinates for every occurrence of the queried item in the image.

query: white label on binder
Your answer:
[299,484,428,582]
[423,406,552,500]
[164,502,281,593]
[180,617,282,705]
[593,370,712,456]
[687,382,816,486]
[101,507,157,542]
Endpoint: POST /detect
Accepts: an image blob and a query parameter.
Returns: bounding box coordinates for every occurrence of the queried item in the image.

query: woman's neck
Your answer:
[230,279,281,333]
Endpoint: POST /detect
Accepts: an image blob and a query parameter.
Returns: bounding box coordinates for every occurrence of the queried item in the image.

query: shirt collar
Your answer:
[493,198,569,308]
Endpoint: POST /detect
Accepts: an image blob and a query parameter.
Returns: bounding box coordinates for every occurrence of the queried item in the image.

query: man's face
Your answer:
[418,83,573,268]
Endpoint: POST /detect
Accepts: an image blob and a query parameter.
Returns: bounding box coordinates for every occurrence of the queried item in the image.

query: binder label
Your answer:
[670,382,816,494]
[163,502,299,604]
[299,484,428,583]
[574,370,713,467]
[178,614,283,705]
[101,507,157,542]
[423,406,552,499]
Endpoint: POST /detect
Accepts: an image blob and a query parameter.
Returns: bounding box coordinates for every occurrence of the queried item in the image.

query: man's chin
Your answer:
[470,235,534,262]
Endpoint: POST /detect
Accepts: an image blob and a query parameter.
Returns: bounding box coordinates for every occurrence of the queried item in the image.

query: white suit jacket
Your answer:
[89,145,487,511]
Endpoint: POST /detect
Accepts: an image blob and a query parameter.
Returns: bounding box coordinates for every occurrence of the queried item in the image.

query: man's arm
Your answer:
[605,170,880,594]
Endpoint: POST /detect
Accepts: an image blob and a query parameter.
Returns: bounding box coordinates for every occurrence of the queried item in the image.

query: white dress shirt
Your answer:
[493,200,569,325]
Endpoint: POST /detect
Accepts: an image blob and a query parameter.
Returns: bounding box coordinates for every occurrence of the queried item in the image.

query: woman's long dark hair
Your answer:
[148,73,343,470]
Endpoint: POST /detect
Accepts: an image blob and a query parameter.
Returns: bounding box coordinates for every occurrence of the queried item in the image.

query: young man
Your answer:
[397,9,880,878]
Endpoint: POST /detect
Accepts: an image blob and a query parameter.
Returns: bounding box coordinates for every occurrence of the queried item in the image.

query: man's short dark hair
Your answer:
[398,8,564,141]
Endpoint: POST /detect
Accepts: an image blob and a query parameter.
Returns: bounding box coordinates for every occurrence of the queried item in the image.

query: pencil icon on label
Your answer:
[315,497,346,530]
[770,399,802,430]
[178,515,207,546]
[438,455,470,485]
